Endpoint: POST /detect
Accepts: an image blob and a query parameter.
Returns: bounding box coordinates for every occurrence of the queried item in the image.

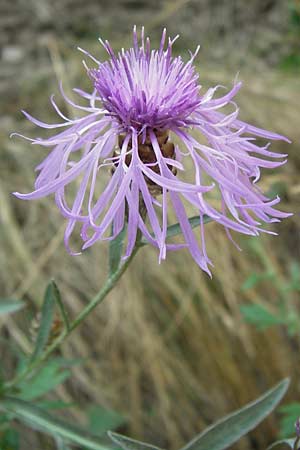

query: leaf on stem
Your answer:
[179,378,289,450]
[30,281,56,362]
[108,431,163,450]
[278,402,300,438]
[0,428,20,450]
[0,397,111,450]
[240,304,284,330]
[18,360,71,401]
[242,272,271,291]
[267,439,295,450]
[0,299,24,316]
[88,405,125,436]
[52,281,70,332]
[109,227,126,275]
[140,215,212,246]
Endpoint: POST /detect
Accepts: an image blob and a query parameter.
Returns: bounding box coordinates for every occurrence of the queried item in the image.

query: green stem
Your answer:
[4,243,140,391]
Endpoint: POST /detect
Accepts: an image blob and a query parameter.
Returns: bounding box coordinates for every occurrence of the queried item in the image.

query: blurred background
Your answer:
[0,0,300,449]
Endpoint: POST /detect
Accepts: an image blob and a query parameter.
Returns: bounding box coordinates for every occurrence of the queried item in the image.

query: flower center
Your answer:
[113,130,177,196]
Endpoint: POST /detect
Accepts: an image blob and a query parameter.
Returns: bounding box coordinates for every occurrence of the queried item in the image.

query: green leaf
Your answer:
[52,281,70,331]
[240,304,284,330]
[0,397,111,450]
[242,273,264,290]
[140,215,212,245]
[278,402,300,437]
[0,428,20,450]
[109,227,126,275]
[286,312,300,336]
[242,272,274,291]
[179,378,289,450]
[30,281,56,362]
[289,262,300,292]
[18,360,71,400]
[164,215,212,239]
[88,405,125,436]
[267,439,295,450]
[50,357,84,368]
[108,431,163,450]
[279,403,300,415]
[36,400,74,410]
[290,262,300,281]
[0,299,24,316]
[0,412,10,426]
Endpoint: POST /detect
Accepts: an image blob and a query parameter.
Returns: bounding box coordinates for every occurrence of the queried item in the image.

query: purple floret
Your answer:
[13,26,291,275]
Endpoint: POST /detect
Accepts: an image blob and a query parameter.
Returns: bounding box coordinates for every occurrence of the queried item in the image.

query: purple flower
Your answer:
[13,27,291,275]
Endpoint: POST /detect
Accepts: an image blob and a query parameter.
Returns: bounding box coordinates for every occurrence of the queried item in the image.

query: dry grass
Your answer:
[0,31,300,450]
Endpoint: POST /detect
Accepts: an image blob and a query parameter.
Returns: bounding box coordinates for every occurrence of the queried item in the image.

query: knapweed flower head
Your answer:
[13,27,290,275]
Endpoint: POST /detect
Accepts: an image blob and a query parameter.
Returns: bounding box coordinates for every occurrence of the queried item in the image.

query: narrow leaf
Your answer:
[240,304,284,330]
[0,299,24,315]
[18,360,71,400]
[180,378,289,450]
[35,400,74,410]
[109,227,126,275]
[279,403,300,415]
[165,215,212,239]
[278,402,300,437]
[242,273,264,290]
[0,397,111,450]
[88,405,125,436]
[108,431,163,450]
[140,215,212,245]
[0,428,20,450]
[52,281,70,331]
[267,439,295,450]
[30,281,56,362]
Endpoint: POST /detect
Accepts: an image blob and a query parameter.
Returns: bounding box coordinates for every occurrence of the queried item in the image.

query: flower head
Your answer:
[90,28,200,132]
[13,27,291,275]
